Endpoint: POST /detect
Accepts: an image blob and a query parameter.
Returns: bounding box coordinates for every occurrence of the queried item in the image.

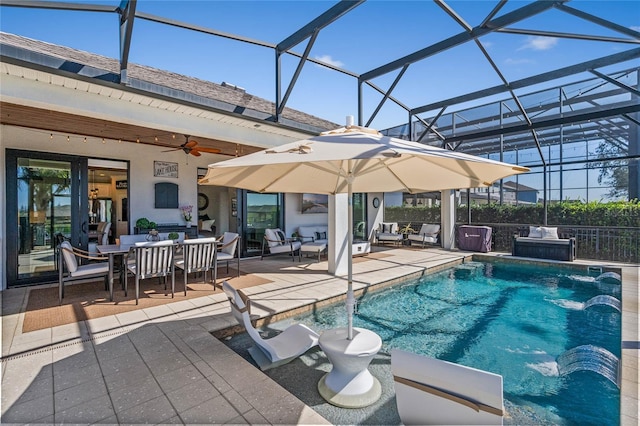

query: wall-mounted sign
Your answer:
[115,180,128,190]
[154,161,179,178]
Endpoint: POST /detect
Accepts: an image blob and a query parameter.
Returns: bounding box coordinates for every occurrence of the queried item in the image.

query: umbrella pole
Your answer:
[347,177,355,340]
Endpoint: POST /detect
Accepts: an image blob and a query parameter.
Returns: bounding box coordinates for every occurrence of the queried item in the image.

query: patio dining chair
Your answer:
[58,240,110,304]
[174,237,217,295]
[125,240,175,305]
[88,221,111,255]
[215,232,241,283]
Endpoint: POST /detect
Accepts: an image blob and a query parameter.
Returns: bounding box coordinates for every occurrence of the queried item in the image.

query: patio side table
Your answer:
[317,327,382,408]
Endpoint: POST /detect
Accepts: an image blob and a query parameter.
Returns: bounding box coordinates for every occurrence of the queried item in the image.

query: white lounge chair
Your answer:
[261,228,301,261]
[376,222,403,245]
[391,349,504,425]
[406,223,440,247]
[222,281,319,370]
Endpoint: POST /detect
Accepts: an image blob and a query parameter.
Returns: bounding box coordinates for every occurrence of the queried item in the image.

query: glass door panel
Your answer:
[353,193,367,240]
[243,192,282,256]
[17,158,72,279]
[6,150,88,287]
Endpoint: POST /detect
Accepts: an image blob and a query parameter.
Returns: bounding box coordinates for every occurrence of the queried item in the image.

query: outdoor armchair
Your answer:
[58,240,110,305]
[406,224,440,247]
[261,228,301,261]
[375,222,403,245]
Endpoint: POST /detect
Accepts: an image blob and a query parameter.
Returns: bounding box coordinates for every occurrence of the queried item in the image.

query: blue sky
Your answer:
[1,0,639,129]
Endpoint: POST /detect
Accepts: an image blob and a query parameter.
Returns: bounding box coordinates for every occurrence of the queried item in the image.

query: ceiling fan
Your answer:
[161,135,221,157]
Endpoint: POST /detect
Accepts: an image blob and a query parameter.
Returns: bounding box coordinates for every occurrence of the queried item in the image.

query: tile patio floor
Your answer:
[1,247,638,425]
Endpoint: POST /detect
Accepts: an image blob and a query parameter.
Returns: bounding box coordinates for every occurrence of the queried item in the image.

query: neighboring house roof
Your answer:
[0,32,339,134]
[503,181,538,192]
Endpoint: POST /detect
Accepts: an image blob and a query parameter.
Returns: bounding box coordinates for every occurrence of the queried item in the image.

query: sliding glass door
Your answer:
[241,192,284,257]
[6,150,88,287]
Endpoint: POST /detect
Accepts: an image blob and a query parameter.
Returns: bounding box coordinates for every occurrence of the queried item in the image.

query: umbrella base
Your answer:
[317,327,382,408]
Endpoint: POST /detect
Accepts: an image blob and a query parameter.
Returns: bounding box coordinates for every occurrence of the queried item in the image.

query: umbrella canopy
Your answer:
[199,126,529,194]
[200,126,529,339]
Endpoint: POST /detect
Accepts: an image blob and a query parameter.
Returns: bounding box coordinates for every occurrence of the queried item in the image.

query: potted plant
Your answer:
[399,223,416,236]
[167,232,179,241]
[135,217,157,231]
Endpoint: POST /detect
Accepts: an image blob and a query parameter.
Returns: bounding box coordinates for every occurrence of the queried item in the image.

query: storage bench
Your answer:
[512,227,576,262]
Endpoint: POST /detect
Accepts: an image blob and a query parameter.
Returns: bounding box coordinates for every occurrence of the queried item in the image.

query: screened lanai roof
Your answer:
[1,0,638,161]
[382,66,639,161]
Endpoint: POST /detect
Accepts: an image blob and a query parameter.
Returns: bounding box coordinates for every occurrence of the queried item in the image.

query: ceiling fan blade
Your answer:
[194,147,221,154]
[184,140,198,148]
[190,149,202,157]
[161,148,181,152]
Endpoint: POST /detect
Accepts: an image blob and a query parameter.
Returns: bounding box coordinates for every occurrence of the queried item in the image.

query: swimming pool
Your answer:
[287,261,621,425]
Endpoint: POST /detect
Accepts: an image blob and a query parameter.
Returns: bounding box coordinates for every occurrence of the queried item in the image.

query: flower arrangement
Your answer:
[179,205,193,222]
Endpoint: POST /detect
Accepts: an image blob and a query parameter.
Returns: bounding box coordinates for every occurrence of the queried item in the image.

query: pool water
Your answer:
[290,261,621,425]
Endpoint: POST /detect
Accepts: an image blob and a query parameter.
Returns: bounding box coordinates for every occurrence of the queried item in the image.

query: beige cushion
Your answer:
[264,228,280,247]
[419,224,440,236]
[541,226,559,239]
[221,232,239,255]
[528,226,542,238]
[60,241,78,273]
[380,222,398,234]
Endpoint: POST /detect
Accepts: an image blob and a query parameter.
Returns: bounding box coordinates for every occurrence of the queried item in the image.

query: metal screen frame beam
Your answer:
[412,48,640,116]
[118,0,136,84]
[276,0,364,53]
[0,0,115,13]
[360,1,563,82]
[443,104,640,144]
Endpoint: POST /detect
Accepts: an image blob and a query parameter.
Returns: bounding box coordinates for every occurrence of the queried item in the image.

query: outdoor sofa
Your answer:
[375,222,403,245]
[512,226,576,261]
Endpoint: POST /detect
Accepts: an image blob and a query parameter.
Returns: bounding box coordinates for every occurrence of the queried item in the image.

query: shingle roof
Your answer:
[0,32,339,132]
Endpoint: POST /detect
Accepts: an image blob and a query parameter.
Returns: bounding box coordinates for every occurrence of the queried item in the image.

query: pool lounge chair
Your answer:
[391,349,504,425]
[222,281,319,370]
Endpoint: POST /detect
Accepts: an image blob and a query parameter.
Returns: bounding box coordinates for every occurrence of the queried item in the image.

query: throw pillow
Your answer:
[315,231,327,240]
[265,228,280,248]
[275,230,287,244]
[541,227,559,239]
[381,223,392,233]
[201,219,216,232]
[528,226,543,238]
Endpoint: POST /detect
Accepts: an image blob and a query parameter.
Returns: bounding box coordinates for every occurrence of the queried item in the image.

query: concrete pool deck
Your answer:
[1,247,638,425]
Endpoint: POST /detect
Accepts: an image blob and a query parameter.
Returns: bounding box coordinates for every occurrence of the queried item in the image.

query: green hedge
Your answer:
[384,200,640,227]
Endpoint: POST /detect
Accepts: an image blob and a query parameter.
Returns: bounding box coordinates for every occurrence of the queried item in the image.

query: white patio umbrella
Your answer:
[200,125,529,339]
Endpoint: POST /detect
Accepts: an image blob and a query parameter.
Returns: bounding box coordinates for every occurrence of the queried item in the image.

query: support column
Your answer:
[441,190,457,250]
[629,71,639,200]
[328,193,349,276]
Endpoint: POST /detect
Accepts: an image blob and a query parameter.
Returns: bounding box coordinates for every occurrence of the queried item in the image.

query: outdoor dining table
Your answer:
[97,239,216,301]
[96,243,134,301]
